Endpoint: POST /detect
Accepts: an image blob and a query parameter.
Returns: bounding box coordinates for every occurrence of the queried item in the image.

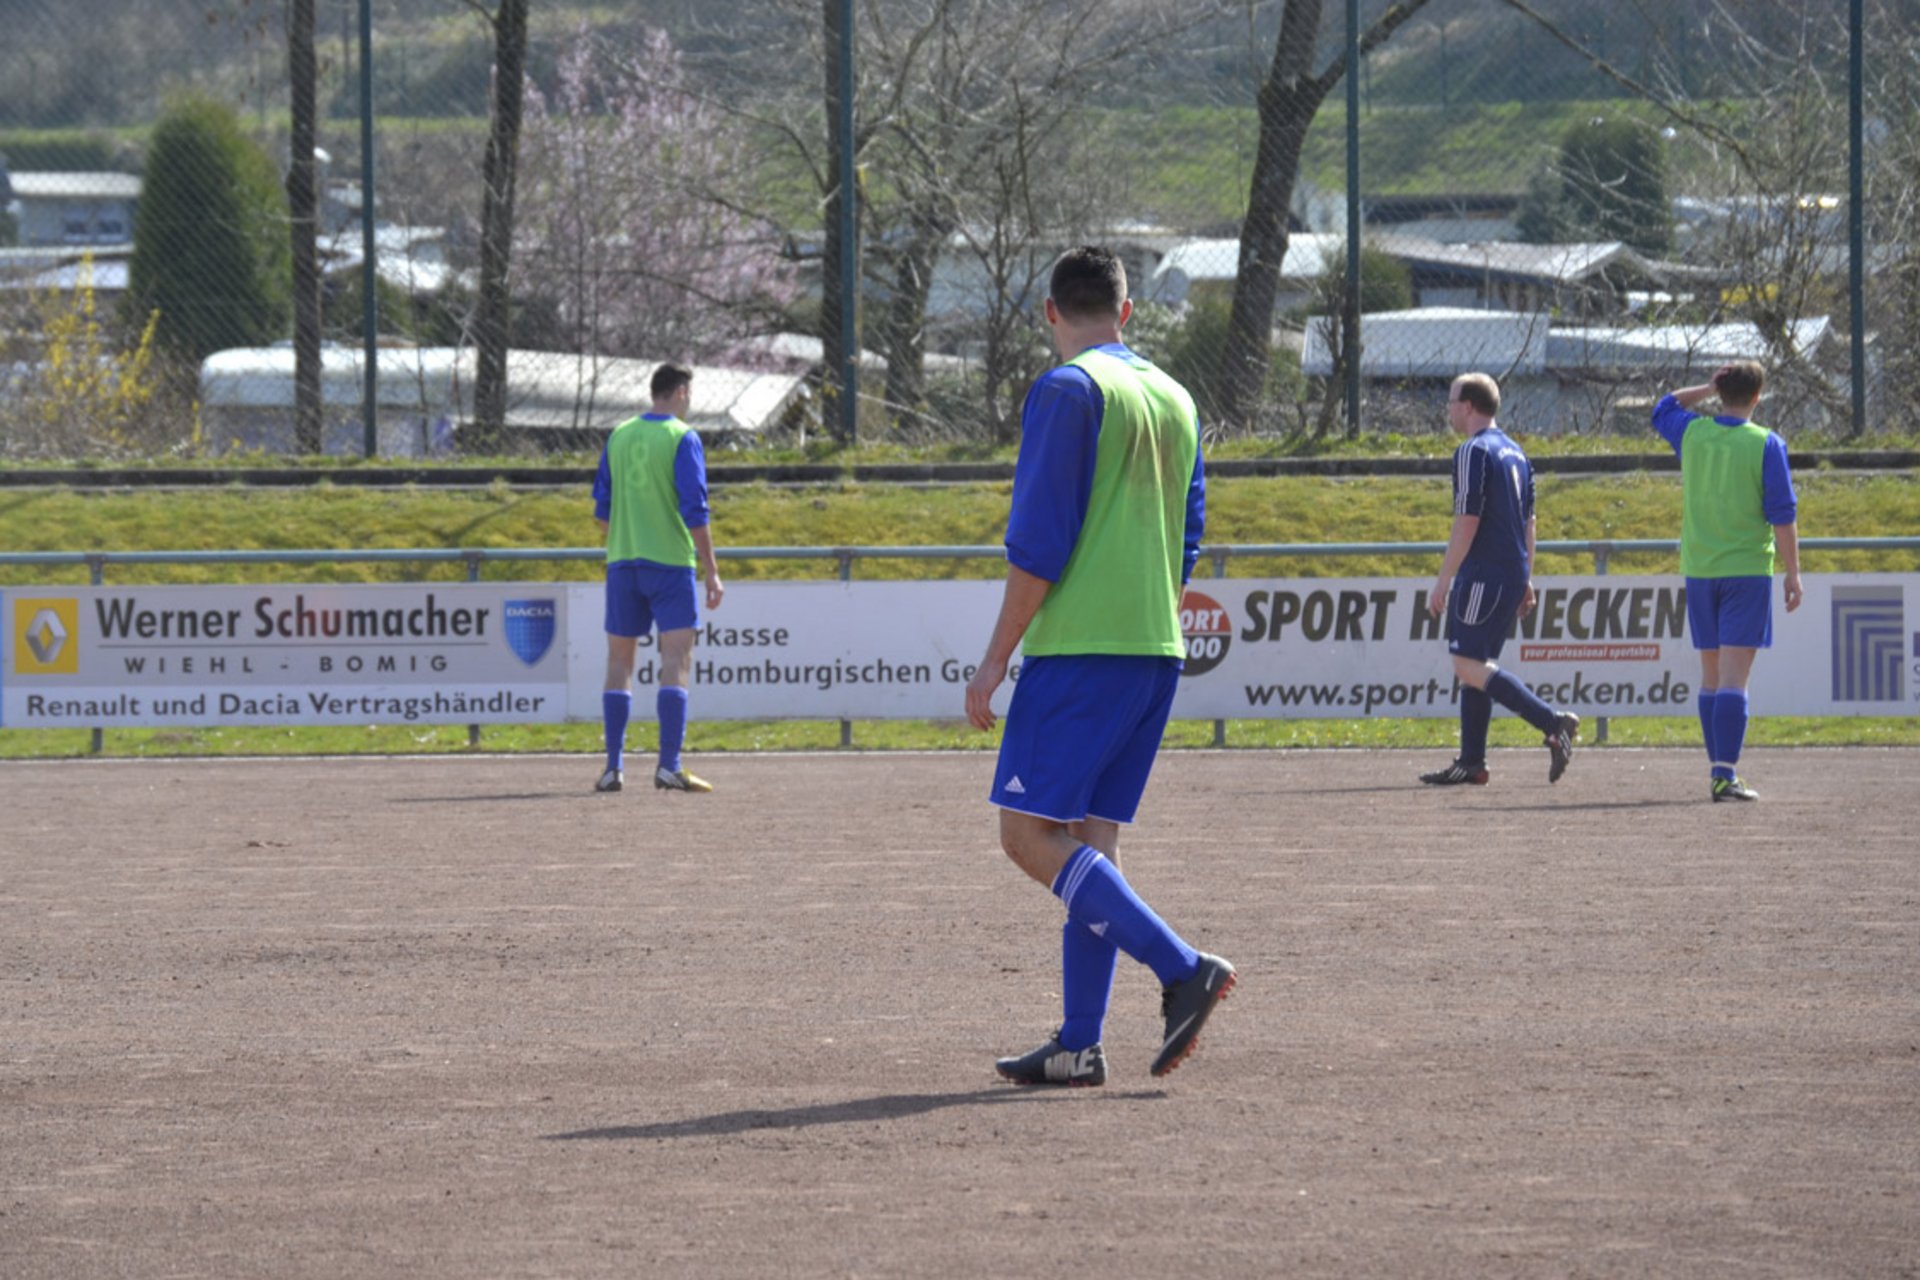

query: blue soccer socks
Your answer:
[1458,684,1493,765]
[1484,669,1561,737]
[1697,687,1720,772]
[602,690,632,772]
[1052,845,1199,989]
[657,686,689,774]
[1711,688,1749,782]
[1058,919,1118,1053]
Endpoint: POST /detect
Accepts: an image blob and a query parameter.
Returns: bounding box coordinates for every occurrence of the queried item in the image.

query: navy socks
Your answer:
[1484,668,1561,737]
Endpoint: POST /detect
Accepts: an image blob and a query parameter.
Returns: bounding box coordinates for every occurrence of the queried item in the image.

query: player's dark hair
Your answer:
[1713,360,1766,406]
[1454,372,1500,417]
[651,361,694,401]
[1049,245,1127,322]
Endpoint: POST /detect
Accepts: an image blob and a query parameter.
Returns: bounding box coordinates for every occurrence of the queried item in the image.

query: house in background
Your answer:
[1302,307,1839,433]
[1143,234,1344,313]
[198,345,805,457]
[0,246,131,299]
[5,171,140,248]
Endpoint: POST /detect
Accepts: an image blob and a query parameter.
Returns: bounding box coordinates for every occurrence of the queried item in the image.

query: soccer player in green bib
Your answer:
[965,246,1235,1086]
[592,362,725,794]
[1652,361,1802,801]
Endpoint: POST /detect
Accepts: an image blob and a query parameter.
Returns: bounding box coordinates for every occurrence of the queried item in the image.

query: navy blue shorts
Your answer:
[605,560,698,637]
[1445,574,1525,662]
[1686,576,1773,650]
[989,653,1182,826]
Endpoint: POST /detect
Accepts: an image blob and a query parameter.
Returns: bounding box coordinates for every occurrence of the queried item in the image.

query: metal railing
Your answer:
[4,538,1916,752]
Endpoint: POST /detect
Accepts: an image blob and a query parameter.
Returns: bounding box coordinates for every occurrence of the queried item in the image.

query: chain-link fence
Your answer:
[1,0,1912,460]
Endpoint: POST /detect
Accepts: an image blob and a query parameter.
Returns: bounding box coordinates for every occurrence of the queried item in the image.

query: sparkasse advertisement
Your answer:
[1,584,568,727]
[557,580,1007,720]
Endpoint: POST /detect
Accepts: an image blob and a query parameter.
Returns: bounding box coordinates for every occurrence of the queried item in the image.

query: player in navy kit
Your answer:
[1420,372,1580,787]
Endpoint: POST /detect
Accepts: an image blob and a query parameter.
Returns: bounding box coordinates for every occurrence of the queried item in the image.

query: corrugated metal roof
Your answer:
[198,346,802,435]
[1547,318,1832,368]
[1303,308,1551,377]
[8,172,143,201]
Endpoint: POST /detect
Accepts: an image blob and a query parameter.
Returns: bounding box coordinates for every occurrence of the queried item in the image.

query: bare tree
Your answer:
[820,0,858,441]
[710,0,1200,439]
[857,0,1198,431]
[467,0,530,453]
[1214,0,1434,434]
[514,25,798,423]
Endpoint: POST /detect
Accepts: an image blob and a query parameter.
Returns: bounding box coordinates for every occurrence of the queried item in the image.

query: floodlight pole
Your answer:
[359,0,379,457]
[1344,0,1362,439]
[1848,0,1865,438]
[834,0,859,444]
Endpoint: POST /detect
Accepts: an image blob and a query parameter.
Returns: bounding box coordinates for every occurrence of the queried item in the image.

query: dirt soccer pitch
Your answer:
[3,746,1916,1279]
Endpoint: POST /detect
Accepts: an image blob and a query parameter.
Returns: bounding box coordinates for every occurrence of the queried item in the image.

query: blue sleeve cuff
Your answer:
[1005,545,1059,583]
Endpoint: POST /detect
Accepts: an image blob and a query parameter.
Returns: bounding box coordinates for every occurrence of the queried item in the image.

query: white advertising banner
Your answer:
[2,584,568,727]
[4,574,1911,727]
[1163,573,1915,720]
[558,580,1006,720]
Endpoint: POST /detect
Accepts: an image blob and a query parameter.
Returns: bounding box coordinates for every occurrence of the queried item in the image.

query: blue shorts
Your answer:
[990,654,1182,826]
[605,560,698,637]
[1687,576,1773,650]
[1445,573,1525,662]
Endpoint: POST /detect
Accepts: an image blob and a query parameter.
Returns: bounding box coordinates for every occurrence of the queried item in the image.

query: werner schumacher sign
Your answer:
[1,585,566,726]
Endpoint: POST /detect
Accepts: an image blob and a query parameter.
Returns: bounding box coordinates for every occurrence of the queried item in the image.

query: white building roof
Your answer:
[1145,234,1341,303]
[199,346,803,437]
[734,331,970,376]
[1301,307,1834,379]
[1370,234,1635,284]
[0,259,130,293]
[1547,318,1833,369]
[8,172,143,201]
[1303,308,1550,377]
[319,226,470,296]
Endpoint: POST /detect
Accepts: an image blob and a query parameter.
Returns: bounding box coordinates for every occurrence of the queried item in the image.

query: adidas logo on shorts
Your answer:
[1005,776,1026,794]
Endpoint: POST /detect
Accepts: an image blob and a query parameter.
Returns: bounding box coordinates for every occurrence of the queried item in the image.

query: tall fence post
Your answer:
[466,550,484,748]
[88,553,106,755]
[1210,546,1229,748]
[1592,541,1611,744]
[838,549,854,747]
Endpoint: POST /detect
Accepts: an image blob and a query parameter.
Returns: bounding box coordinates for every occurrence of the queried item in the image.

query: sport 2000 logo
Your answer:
[1180,590,1232,676]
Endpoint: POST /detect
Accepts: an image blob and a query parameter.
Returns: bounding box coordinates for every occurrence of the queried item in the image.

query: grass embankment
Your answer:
[3,468,1916,758]
[1102,98,1714,224]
